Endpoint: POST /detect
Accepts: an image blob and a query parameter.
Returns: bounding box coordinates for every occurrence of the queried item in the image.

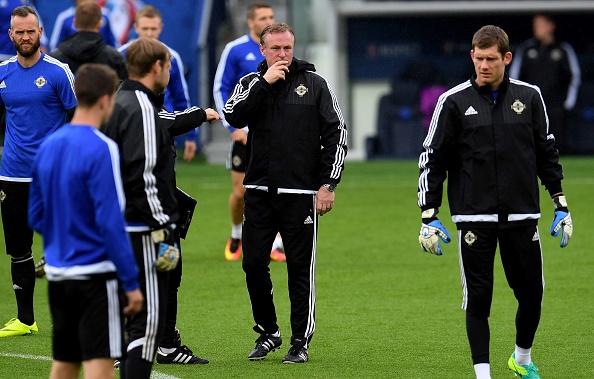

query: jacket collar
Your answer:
[471,72,510,100]
[119,79,165,109]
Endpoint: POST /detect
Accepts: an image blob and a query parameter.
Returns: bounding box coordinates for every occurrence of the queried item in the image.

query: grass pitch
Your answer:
[0,157,593,378]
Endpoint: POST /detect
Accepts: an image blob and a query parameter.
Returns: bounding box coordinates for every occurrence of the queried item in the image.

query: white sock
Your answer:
[272,234,283,250]
[159,347,176,354]
[231,223,242,240]
[473,363,491,379]
[514,345,532,366]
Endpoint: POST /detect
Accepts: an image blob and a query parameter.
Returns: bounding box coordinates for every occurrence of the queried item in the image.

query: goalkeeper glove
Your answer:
[550,195,572,248]
[419,208,452,256]
[151,224,180,271]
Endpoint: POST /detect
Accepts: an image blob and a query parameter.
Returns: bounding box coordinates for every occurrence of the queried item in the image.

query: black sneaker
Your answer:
[282,338,308,364]
[156,345,209,364]
[34,255,46,278]
[248,331,282,361]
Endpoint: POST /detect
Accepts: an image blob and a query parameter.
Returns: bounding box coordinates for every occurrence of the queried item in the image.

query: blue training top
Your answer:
[28,124,139,292]
[119,40,197,141]
[0,52,77,181]
[213,34,262,131]
[49,5,116,51]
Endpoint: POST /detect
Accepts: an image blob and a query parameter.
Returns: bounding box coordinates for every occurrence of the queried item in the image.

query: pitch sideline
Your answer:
[0,353,182,379]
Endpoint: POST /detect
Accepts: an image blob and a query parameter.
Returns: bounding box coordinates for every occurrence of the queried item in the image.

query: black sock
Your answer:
[123,358,153,379]
[11,255,35,325]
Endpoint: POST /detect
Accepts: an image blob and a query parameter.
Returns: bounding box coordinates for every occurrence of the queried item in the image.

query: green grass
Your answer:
[1,157,593,378]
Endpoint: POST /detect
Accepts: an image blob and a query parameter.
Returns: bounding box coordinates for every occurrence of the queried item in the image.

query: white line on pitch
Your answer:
[0,353,182,379]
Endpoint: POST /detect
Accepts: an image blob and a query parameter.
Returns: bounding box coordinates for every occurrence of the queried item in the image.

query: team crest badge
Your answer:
[232,155,243,167]
[464,231,477,246]
[511,99,526,115]
[34,76,47,88]
[294,84,308,97]
[551,49,563,61]
[0,190,5,202]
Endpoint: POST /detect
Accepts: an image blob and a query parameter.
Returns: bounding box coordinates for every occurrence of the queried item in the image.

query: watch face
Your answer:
[324,184,336,192]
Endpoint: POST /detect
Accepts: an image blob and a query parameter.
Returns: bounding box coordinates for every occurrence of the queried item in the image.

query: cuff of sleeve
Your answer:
[258,76,273,90]
[545,181,563,198]
[185,129,198,140]
[122,280,140,293]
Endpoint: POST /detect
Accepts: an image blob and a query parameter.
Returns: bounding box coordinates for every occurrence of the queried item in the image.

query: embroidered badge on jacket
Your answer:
[511,99,526,115]
[294,84,308,97]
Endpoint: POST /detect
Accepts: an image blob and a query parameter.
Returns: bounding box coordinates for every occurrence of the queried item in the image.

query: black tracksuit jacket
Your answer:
[223,58,348,192]
[509,38,580,111]
[101,80,206,230]
[51,31,128,81]
[418,74,564,228]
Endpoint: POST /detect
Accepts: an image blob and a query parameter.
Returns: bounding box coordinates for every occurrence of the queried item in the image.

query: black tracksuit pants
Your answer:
[121,233,168,379]
[458,224,544,365]
[160,235,182,348]
[242,189,317,345]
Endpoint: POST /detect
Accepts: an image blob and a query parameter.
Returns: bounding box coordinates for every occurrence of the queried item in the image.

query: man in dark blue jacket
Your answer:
[509,14,581,154]
[51,0,127,80]
[103,37,220,376]
[417,25,573,379]
[224,22,347,364]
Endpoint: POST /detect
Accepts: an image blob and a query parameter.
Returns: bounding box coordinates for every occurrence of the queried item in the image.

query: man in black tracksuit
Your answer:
[50,0,127,81]
[101,37,215,378]
[223,23,347,364]
[509,14,581,154]
[417,26,573,379]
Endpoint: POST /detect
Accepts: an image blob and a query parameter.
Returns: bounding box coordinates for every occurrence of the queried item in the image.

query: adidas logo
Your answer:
[532,231,539,242]
[464,106,478,116]
[245,52,257,61]
[13,284,22,290]
[303,216,313,225]
[158,348,193,364]
[0,80,5,89]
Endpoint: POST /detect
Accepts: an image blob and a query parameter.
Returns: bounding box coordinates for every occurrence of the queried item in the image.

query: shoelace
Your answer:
[254,335,279,351]
[287,345,304,355]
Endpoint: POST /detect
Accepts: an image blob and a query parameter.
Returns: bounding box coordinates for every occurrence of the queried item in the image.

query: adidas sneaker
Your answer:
[156,345,209,364]
[282,338,308,364]
[248,330,282,361]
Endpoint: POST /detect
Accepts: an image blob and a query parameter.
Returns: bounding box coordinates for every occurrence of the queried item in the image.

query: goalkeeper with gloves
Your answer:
[100,38,187,378]
[416,25,573,379]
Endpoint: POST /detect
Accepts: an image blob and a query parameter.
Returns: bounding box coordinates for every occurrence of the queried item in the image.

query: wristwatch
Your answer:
[322,183,336,192]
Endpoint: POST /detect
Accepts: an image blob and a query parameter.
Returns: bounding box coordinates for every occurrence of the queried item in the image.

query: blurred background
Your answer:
[31,0,594,161]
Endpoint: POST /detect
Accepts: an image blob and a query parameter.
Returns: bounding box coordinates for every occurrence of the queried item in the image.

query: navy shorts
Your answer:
[0,180,34,257]
[226,141,247,173]
[49,274,125,362]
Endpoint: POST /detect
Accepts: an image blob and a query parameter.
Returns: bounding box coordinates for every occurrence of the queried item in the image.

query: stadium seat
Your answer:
[369,80,425,159]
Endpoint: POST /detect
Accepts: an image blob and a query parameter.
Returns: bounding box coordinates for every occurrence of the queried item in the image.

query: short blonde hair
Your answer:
[260,23,295,46]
